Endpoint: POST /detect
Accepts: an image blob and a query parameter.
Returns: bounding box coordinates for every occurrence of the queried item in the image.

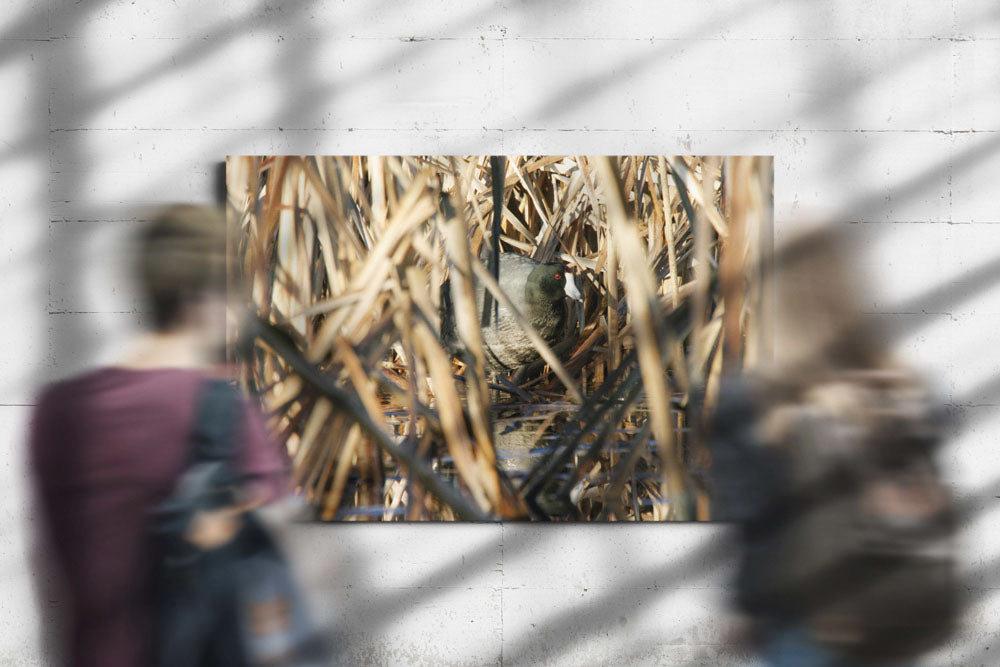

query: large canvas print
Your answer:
[226,156,772,521]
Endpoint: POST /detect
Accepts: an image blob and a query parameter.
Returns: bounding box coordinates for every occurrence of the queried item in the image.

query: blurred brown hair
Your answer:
[135,204,228,331]
[767,225,890,381]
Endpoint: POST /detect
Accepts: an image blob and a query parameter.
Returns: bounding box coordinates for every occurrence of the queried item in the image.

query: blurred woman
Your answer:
[709,227,957,666]
[29,205,288,667]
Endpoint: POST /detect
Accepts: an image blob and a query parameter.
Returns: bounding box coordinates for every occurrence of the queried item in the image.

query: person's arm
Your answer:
[236,397,290,504]
[708,377,783,522]
[184,395,291,549]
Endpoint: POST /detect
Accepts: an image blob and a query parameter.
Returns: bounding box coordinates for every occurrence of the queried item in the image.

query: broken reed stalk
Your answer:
[441,172,503,511]
[247,317,490,521]
[721,157,751,375]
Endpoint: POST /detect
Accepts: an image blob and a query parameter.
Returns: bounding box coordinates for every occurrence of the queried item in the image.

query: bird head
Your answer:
[528,263,583,303]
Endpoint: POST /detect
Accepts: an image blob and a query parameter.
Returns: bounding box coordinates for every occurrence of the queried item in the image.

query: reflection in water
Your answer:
[494,411,557,478]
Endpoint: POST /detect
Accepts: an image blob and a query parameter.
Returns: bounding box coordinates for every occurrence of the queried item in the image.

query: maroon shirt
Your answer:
[29,367,288,667]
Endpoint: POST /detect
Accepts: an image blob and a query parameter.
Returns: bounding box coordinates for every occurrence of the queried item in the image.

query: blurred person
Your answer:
[29,205,289,666]
[708,227,959,666]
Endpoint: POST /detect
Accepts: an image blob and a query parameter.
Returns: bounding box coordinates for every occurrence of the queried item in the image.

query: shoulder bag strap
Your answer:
[186,378,244,507]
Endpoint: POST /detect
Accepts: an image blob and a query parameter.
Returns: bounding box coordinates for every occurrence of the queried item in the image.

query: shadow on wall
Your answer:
[4,0,999,664]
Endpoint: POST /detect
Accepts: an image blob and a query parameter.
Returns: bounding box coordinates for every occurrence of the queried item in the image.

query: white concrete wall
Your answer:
[2,1,998,664]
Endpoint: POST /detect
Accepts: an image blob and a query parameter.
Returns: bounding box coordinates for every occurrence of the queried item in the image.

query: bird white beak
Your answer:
[564,273,583,301]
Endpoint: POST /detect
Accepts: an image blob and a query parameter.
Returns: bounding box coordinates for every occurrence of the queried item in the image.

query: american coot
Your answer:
[441,252,583,371]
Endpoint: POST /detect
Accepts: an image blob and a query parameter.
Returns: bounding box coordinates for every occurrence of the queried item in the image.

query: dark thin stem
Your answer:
[481,155,505,328]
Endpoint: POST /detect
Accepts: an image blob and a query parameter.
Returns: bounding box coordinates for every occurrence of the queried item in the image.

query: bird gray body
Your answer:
[441,253,579,372]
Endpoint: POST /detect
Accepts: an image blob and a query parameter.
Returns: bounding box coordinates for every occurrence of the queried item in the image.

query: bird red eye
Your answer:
[554,273,562,280]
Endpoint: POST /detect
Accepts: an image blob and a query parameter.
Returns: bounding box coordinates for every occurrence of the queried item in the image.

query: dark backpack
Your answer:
[713,370,959,663]
[150,379,328,666]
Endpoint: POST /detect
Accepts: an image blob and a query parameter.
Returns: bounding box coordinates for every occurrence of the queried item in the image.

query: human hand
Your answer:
[185,507,242,550]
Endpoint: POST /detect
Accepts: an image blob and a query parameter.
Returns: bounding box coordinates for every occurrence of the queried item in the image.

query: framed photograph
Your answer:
[226,155,772,521]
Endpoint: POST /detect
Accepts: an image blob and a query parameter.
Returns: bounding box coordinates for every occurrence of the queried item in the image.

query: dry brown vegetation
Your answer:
[226,155,771,521]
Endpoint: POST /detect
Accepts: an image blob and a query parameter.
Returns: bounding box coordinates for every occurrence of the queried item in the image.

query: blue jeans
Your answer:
[766,626,916,667]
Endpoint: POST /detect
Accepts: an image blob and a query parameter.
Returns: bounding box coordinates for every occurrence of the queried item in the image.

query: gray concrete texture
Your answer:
[1,1,998,664]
